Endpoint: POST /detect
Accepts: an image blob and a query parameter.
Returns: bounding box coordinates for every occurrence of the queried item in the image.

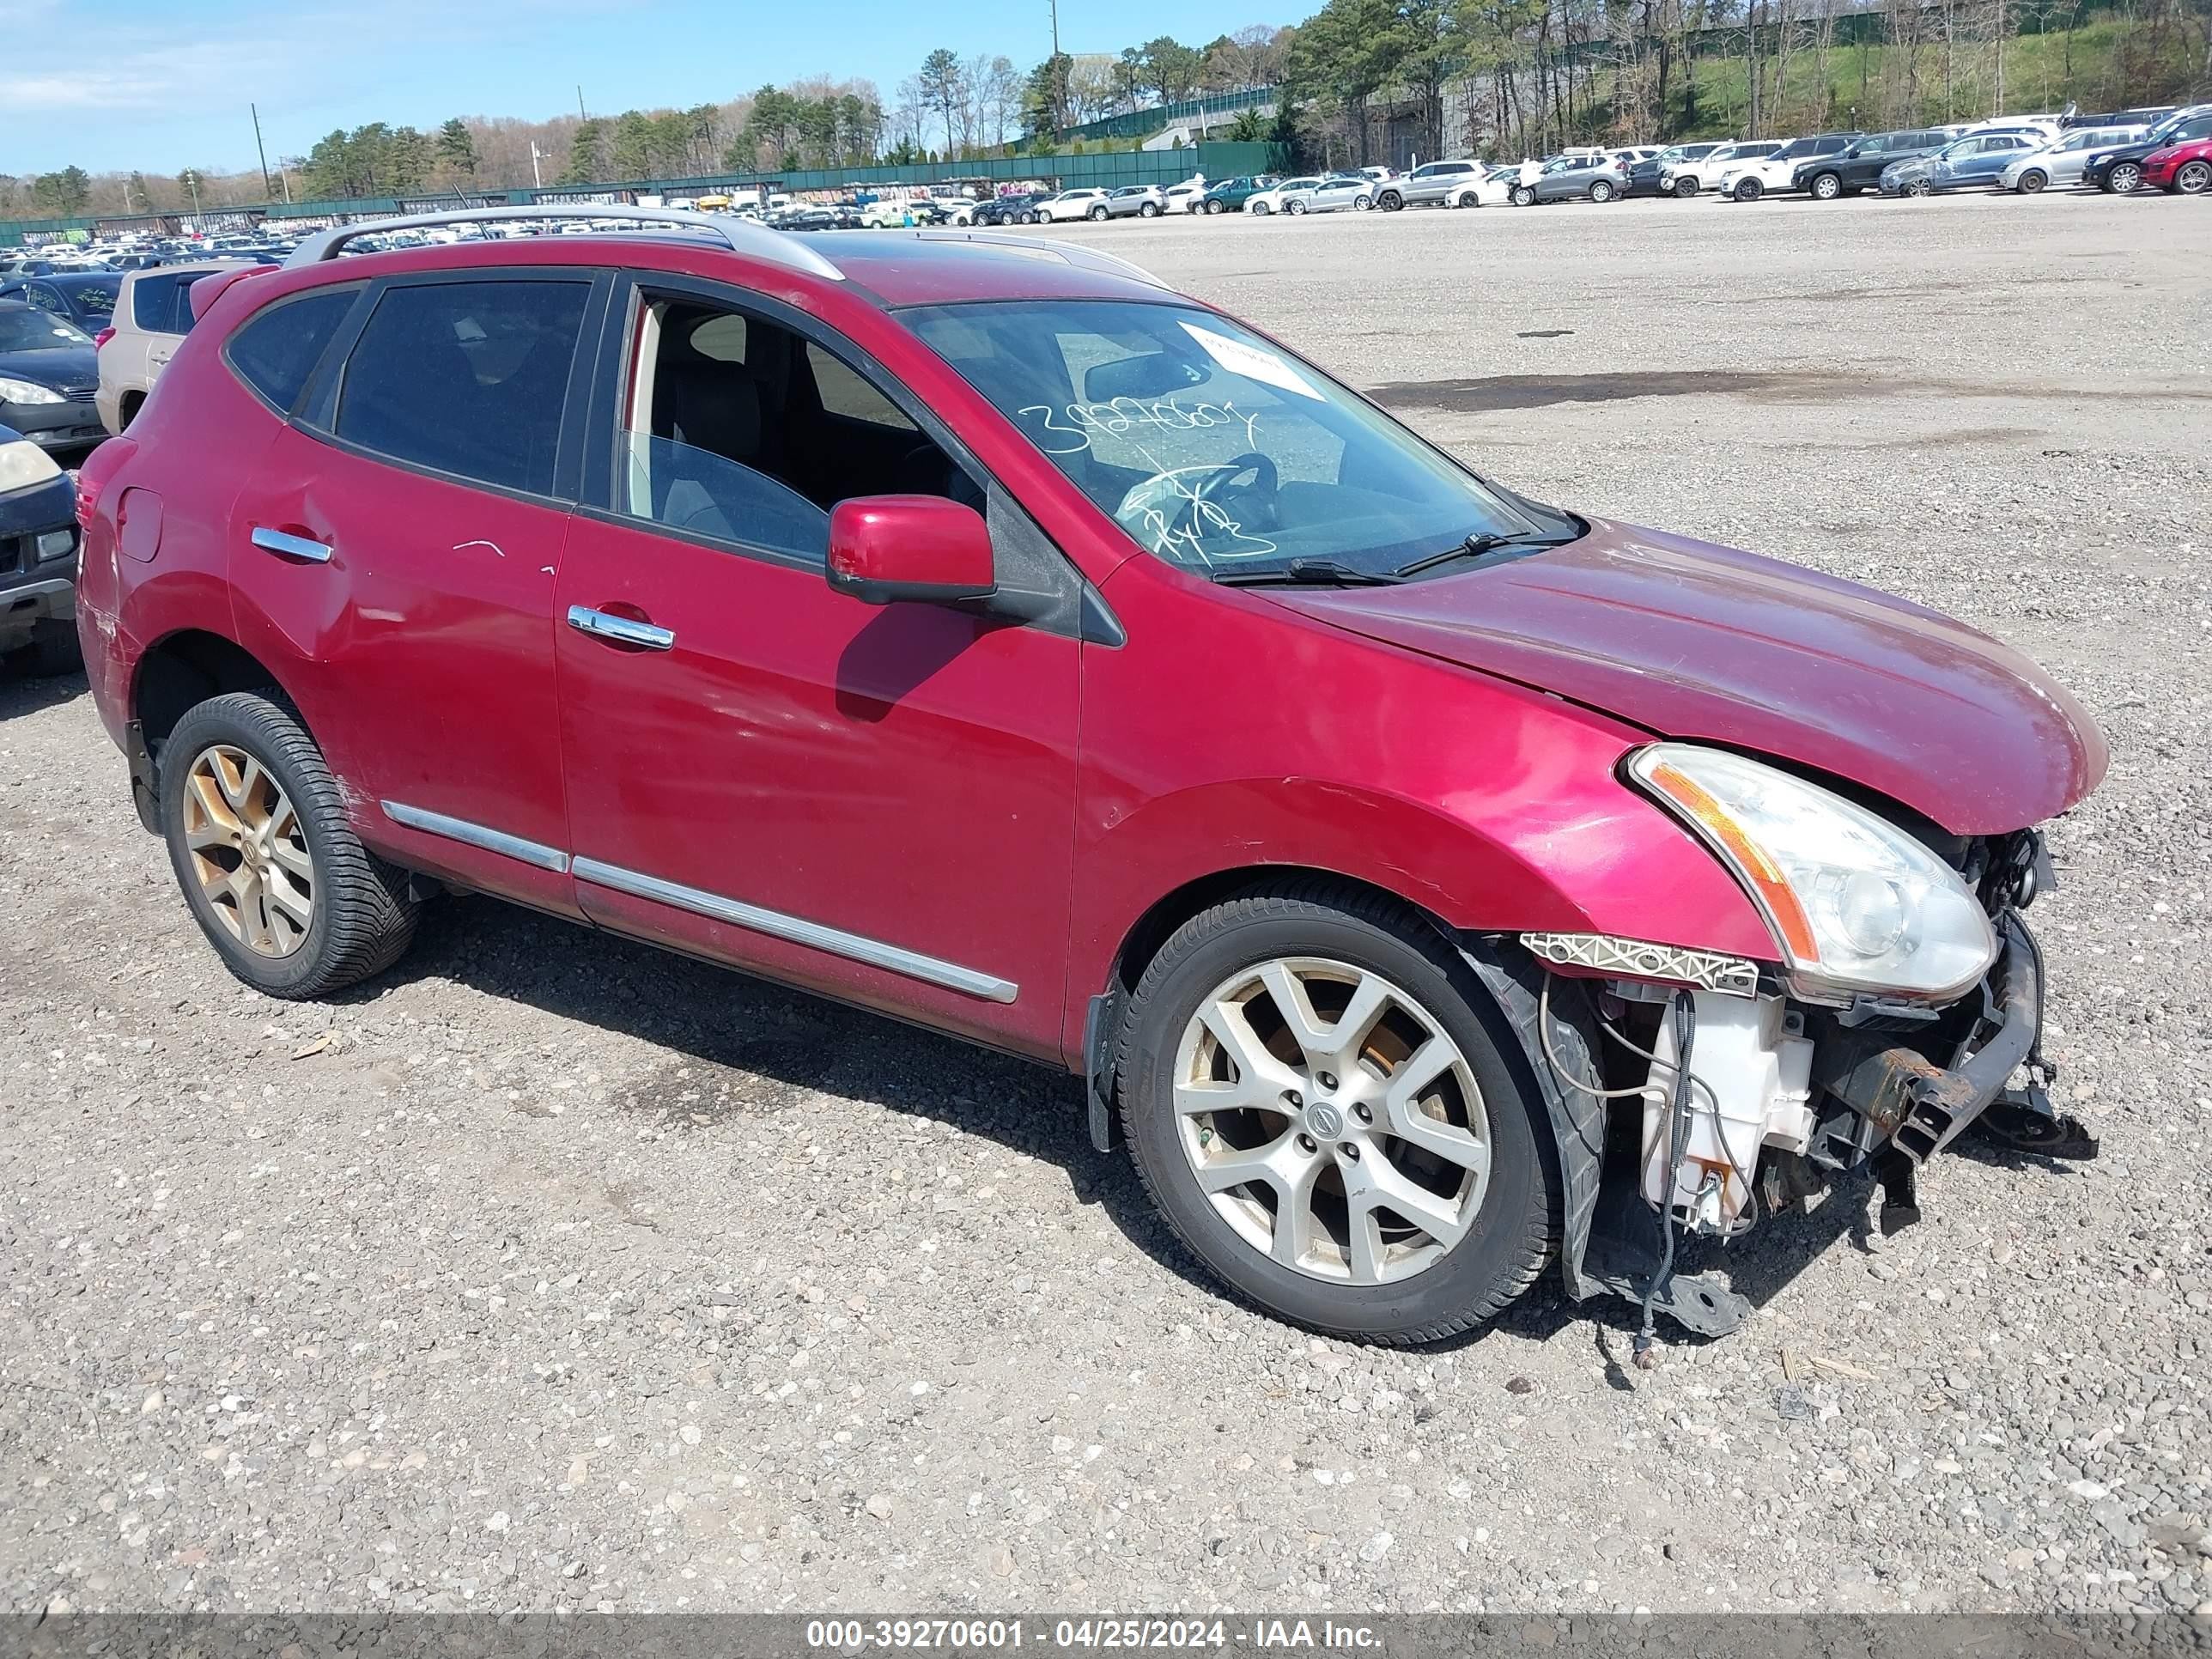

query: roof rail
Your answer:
[908,228,1173,292]
[283,204,845,282]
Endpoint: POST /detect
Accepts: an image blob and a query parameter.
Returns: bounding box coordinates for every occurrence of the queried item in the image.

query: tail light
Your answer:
[94,327,115,349]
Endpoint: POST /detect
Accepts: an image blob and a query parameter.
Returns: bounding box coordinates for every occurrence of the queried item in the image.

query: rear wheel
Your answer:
[2018,168,2048,194]
[1353,193,1372,210]
[1672,176,1699,198]
[1115,884,1554,1345]
[1139,201,1160,217]
[1808,171,1842,200]
[1588,179,1615,203]
[2174,160,2211,194]
[2106,161,2142,193]
[161,691,417,1000]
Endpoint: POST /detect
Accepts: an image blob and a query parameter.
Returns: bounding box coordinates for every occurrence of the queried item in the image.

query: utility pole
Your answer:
[530,141,544,188]
[1048,0,1060,58]
[578,86,588,122]
[251,102,273,200]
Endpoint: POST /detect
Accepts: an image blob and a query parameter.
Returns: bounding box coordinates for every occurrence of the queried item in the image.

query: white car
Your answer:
[1716,134,1859,200]
[1997,125,2148,192]
[1161,183,1206,215]
[1660,139,1780,197]
[1244,176,1323,216]
[1282,174,1375,214]
[1036,188,1111,223]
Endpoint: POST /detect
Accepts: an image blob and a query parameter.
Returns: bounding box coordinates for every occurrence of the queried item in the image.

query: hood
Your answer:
[1270,518,2106,836]
[0,344,97,392]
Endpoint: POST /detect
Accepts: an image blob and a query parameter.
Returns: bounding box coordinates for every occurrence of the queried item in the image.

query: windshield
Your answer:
[0,310,91,350]
[902,299,1559,578]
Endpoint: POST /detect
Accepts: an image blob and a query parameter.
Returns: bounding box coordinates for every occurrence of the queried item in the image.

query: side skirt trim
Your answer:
[379,800,569,874]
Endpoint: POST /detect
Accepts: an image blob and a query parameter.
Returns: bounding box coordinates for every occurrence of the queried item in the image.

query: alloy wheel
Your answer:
[180,744,314,957]
[2109,162,2142,193]
[1589,180,1613,202]
[1907,178,1933,198]
[1811,173,1840,199]
[2178,161,2211,194]
[1171,957,1492,1285]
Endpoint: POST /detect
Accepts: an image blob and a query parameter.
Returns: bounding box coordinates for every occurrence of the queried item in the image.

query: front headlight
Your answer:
[0,376,68,405]
[0,438,64,493]
[1628,743,1997,1001]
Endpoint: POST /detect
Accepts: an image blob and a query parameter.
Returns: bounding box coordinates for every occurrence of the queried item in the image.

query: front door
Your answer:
[551,278,1081,1057]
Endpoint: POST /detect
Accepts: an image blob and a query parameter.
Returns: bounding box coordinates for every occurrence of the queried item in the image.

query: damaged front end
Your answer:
[1468,804,2097,1346]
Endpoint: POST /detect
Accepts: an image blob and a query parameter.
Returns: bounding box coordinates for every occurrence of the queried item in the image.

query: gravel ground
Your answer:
[3,189,2209,1620]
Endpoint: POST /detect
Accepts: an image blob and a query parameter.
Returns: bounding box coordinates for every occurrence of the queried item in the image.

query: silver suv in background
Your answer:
[1376,160,1495,210]
[1104,185,1166,219]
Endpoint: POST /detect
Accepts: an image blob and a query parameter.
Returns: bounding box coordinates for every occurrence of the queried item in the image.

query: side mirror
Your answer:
[826,495,995,607]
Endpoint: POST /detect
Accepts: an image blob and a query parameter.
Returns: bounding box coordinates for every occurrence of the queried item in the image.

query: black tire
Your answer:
[1115,880,1556,1345]
[12,617,82,678]
[160,690,417,1000]
[2018,169,2048,194]
[1672,176,1699,198]
[1378,190,1403,211]
[1733,177,1763,202]
[1808,171,1842,200]
[1589,179,1614,203]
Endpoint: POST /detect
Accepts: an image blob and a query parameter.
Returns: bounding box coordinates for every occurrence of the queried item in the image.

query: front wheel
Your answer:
[1378,191,1403,211]
[161,692,417,1000]
[1511,185,1536,206]
[1087,204,1109,221]
[2106,161,2142,193]
[1672,176,1699,198]
[2174,160,2211,194]
[1115,884,1554,1344]
[1204,198,1224,214]
[1732,177,1763,202]
[2018,169,2048,194]
[1285,198,1307,215]
[1808,171,1842,200]
[1589,179,1614,203]
[1251,200,1272,216]
[1139,202,1160,217]
[1906,178,1934,198]
[1023,210,1040,224]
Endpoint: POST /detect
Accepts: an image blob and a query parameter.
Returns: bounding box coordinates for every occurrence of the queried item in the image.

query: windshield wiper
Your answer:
[1212,558,1403,587]
[1391,530,1562,580]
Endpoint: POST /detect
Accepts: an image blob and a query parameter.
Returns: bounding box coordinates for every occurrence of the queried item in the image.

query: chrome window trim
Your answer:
[571,856,1018,1004]
[380,800,569,873]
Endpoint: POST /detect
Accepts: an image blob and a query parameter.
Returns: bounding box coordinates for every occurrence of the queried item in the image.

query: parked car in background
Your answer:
[1660,140,1779,197]
[1510,154,1628,204]
[1244,176,1323,216]
[1998,125,2149,192]
[1880,131,2039,194]
[1284,174,1375,214]
[72,204,2106,1349]
[1104,185,1167,219]
[975,192,1047,226]
[0,271,123,335]
[0,421,81,674]
[0,300,103,453]
[2142,135,2212,193]
[1625,143,1717,197]
[1199,175,1279,213]
[1036,188,1113,222]
[1375,159,1508,210]
[2081,105,2212,192]
[1716,133,1862,199]
[1796,130,1955,198]
[1162,183,1206,215]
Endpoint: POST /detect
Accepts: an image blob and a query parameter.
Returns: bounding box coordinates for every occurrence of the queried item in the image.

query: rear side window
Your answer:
[132,272,198,335]
[333,279,589,496]
[227,288,356,415]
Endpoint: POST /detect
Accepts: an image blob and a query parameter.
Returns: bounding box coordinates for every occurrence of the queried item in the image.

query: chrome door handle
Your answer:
[251,526,332,563]
[566,605,675,651]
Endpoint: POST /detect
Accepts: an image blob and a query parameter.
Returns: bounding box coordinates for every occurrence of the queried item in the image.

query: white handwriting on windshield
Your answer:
[1017,396,1263,456]
[1129,465,1279,566]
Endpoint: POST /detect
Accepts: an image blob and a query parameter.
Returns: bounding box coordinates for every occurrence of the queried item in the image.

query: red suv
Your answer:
[73,208,2105,1346]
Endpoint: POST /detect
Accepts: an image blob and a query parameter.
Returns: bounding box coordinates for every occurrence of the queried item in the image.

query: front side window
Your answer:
[617,295,975,562]
[904,299,1561,579]
[333,278,588,496]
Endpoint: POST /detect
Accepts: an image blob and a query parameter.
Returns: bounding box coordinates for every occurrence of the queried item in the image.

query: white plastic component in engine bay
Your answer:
[1640,990,1815,1236]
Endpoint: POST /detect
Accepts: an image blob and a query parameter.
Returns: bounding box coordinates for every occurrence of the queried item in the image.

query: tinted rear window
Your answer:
[227,288,357,415]
[333,278,588,496]
[131,272,198,335]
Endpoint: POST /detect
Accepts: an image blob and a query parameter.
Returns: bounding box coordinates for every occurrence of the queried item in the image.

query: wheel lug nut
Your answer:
[1352,1104,1372,1123]
[1283,1090,1303,1109]
[1316,1072,1337,1091]
[1296,1133,1317,1154]
[1340,1143,1360,1161]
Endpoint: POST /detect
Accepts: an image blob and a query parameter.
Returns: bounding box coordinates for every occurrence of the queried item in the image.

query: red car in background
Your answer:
[70,207,2104,1348]
[2142,136,2212,192]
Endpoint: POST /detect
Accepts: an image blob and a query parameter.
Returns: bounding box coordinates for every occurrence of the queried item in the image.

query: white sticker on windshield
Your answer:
[1178,321,1322,401]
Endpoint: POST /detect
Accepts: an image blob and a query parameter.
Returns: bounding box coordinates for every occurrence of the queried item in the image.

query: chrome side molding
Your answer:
[380,800,569,873]
[572,856,1018,1004]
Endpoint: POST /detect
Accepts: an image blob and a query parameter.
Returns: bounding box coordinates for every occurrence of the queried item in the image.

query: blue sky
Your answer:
[4,0,1281,177]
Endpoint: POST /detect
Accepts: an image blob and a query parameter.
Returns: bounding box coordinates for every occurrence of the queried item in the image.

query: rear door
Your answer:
[228,269,608,915]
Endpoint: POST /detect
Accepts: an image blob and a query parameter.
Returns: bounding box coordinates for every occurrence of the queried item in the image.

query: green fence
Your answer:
[2,143,1289,244]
